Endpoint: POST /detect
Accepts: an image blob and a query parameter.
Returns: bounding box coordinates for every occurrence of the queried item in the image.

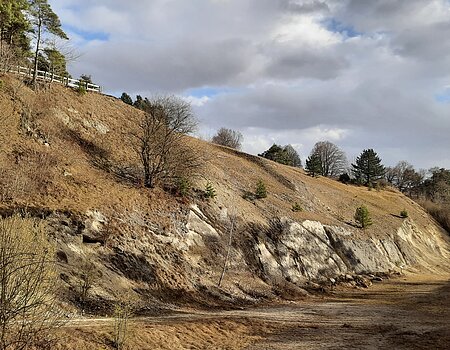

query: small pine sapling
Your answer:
[255,179,267,199]
[291,202,302,212]
[400,209,408,218]
[354,205,373,228]
[205,182,217,199]
[177,177,191,197]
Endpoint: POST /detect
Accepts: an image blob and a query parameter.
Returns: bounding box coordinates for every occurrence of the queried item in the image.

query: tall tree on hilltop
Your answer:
[120,92,133,105]
[28,0,68,88]
[310,141,347,177]
[259,144,301,167]
[305,154,322,177]
[284,144,302,167]
[211,127,243,150]
[352,149,385,186]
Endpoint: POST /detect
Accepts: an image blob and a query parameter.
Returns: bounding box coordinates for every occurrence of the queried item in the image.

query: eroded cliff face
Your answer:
[250,218,449,284]
[49,202,450,312]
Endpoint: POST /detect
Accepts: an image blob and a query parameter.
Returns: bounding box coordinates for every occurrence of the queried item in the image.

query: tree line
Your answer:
[201,125,450,206]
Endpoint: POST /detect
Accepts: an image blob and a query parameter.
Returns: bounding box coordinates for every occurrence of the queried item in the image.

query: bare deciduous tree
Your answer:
[132,96,203,188]
[78,262,96,309]
[385,161,425,194]
[0,215,62,350]
[113,294,135,350]
[0,43,21,72]
[211,127,243,150]
[310,141,347,177]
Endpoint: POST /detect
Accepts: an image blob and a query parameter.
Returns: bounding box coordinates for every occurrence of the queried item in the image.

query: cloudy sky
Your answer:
[49,0,450,169]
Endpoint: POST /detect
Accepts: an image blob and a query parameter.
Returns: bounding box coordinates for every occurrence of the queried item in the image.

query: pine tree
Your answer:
[0,0,30,61]
[305,154,322,177]
[28,0,68,87]
[255,180,267,199]
[204,182,217,199]
[351,149,385,186]
[354,206,373,228]
[120,92,133,105]
[259,144,290,165]
[259,144,301,167]
[42,48,69,77]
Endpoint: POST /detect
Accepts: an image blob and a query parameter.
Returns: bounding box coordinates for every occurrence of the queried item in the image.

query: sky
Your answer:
[48,0,450,169]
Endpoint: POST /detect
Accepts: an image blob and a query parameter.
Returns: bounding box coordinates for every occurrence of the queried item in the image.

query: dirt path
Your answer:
[58,274,450,350]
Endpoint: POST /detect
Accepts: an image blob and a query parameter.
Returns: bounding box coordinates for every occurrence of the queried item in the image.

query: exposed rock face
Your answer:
[82,210,107,243]
[249,218,449,283]
[41,206,450,308]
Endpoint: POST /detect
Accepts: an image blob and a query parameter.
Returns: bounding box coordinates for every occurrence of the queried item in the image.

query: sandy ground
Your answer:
[56,274,450,350]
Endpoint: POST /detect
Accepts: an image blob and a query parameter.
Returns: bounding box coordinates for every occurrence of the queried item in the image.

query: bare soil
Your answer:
[56,274,449,349]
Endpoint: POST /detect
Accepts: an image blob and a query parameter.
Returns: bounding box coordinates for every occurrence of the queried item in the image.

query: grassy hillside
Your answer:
[0,74,449,311]
[0,75,435,232]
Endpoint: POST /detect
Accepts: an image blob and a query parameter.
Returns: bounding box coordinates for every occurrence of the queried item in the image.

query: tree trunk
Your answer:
[218,217,235,287]
[32,16,42,89]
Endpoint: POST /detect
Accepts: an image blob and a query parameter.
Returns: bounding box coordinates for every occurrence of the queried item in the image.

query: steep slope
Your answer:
[0,75,449,313]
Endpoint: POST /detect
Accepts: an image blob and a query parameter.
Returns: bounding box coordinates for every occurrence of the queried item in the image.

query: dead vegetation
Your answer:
[417,199,450,233]
[0,215,62,350]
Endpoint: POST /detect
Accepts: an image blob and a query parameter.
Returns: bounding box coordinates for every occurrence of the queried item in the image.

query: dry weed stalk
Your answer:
[218,213,238,287]
[113,294,135,350]
[0,215,62,350]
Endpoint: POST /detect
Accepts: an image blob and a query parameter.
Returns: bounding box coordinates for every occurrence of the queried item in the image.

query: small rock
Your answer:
[345,274,354,281]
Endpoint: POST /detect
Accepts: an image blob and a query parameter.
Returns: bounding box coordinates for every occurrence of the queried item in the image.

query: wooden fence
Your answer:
[4,65,102,93]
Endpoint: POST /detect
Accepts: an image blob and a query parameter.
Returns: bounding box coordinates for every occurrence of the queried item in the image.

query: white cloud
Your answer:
[48,0,450,168]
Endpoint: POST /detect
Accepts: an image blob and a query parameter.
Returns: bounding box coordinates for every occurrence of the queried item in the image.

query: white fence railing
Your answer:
[4,65,102,93]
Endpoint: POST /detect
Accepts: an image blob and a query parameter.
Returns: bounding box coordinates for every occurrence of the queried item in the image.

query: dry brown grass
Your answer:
[417,200,450,233]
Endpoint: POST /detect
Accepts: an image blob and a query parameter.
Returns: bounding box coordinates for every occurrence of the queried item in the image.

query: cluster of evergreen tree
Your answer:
[0,0,69,86]
[258,144,302,168]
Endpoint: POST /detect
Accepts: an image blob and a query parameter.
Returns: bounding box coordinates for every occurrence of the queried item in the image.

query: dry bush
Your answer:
[0,215,62,350]
[19,92,54,140]
[0,43,22,72]
[78,262,96,307]
[211,127,243,150]
[418,199,450,233]
[112,294,136,350]
[3,75,27,102]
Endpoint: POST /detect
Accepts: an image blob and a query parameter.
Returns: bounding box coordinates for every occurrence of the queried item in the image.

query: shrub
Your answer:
[76,81,87,95]
[354,205,373,228]
[400,209,408,218]
[242,191,255,201]
[255,180,267,199]
[204,182,217,199]
[339,173,351,184]
[211,127,243,150]
[113,297,134,350]
[418,200,450,233]
[177,177,191,197]
[0,215,61,348]
[291,202,302,212]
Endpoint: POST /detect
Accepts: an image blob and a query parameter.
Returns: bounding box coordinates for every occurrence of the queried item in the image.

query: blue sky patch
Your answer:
[435,89,450,103]
[64,24,109,42]
[324,18,361,38]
